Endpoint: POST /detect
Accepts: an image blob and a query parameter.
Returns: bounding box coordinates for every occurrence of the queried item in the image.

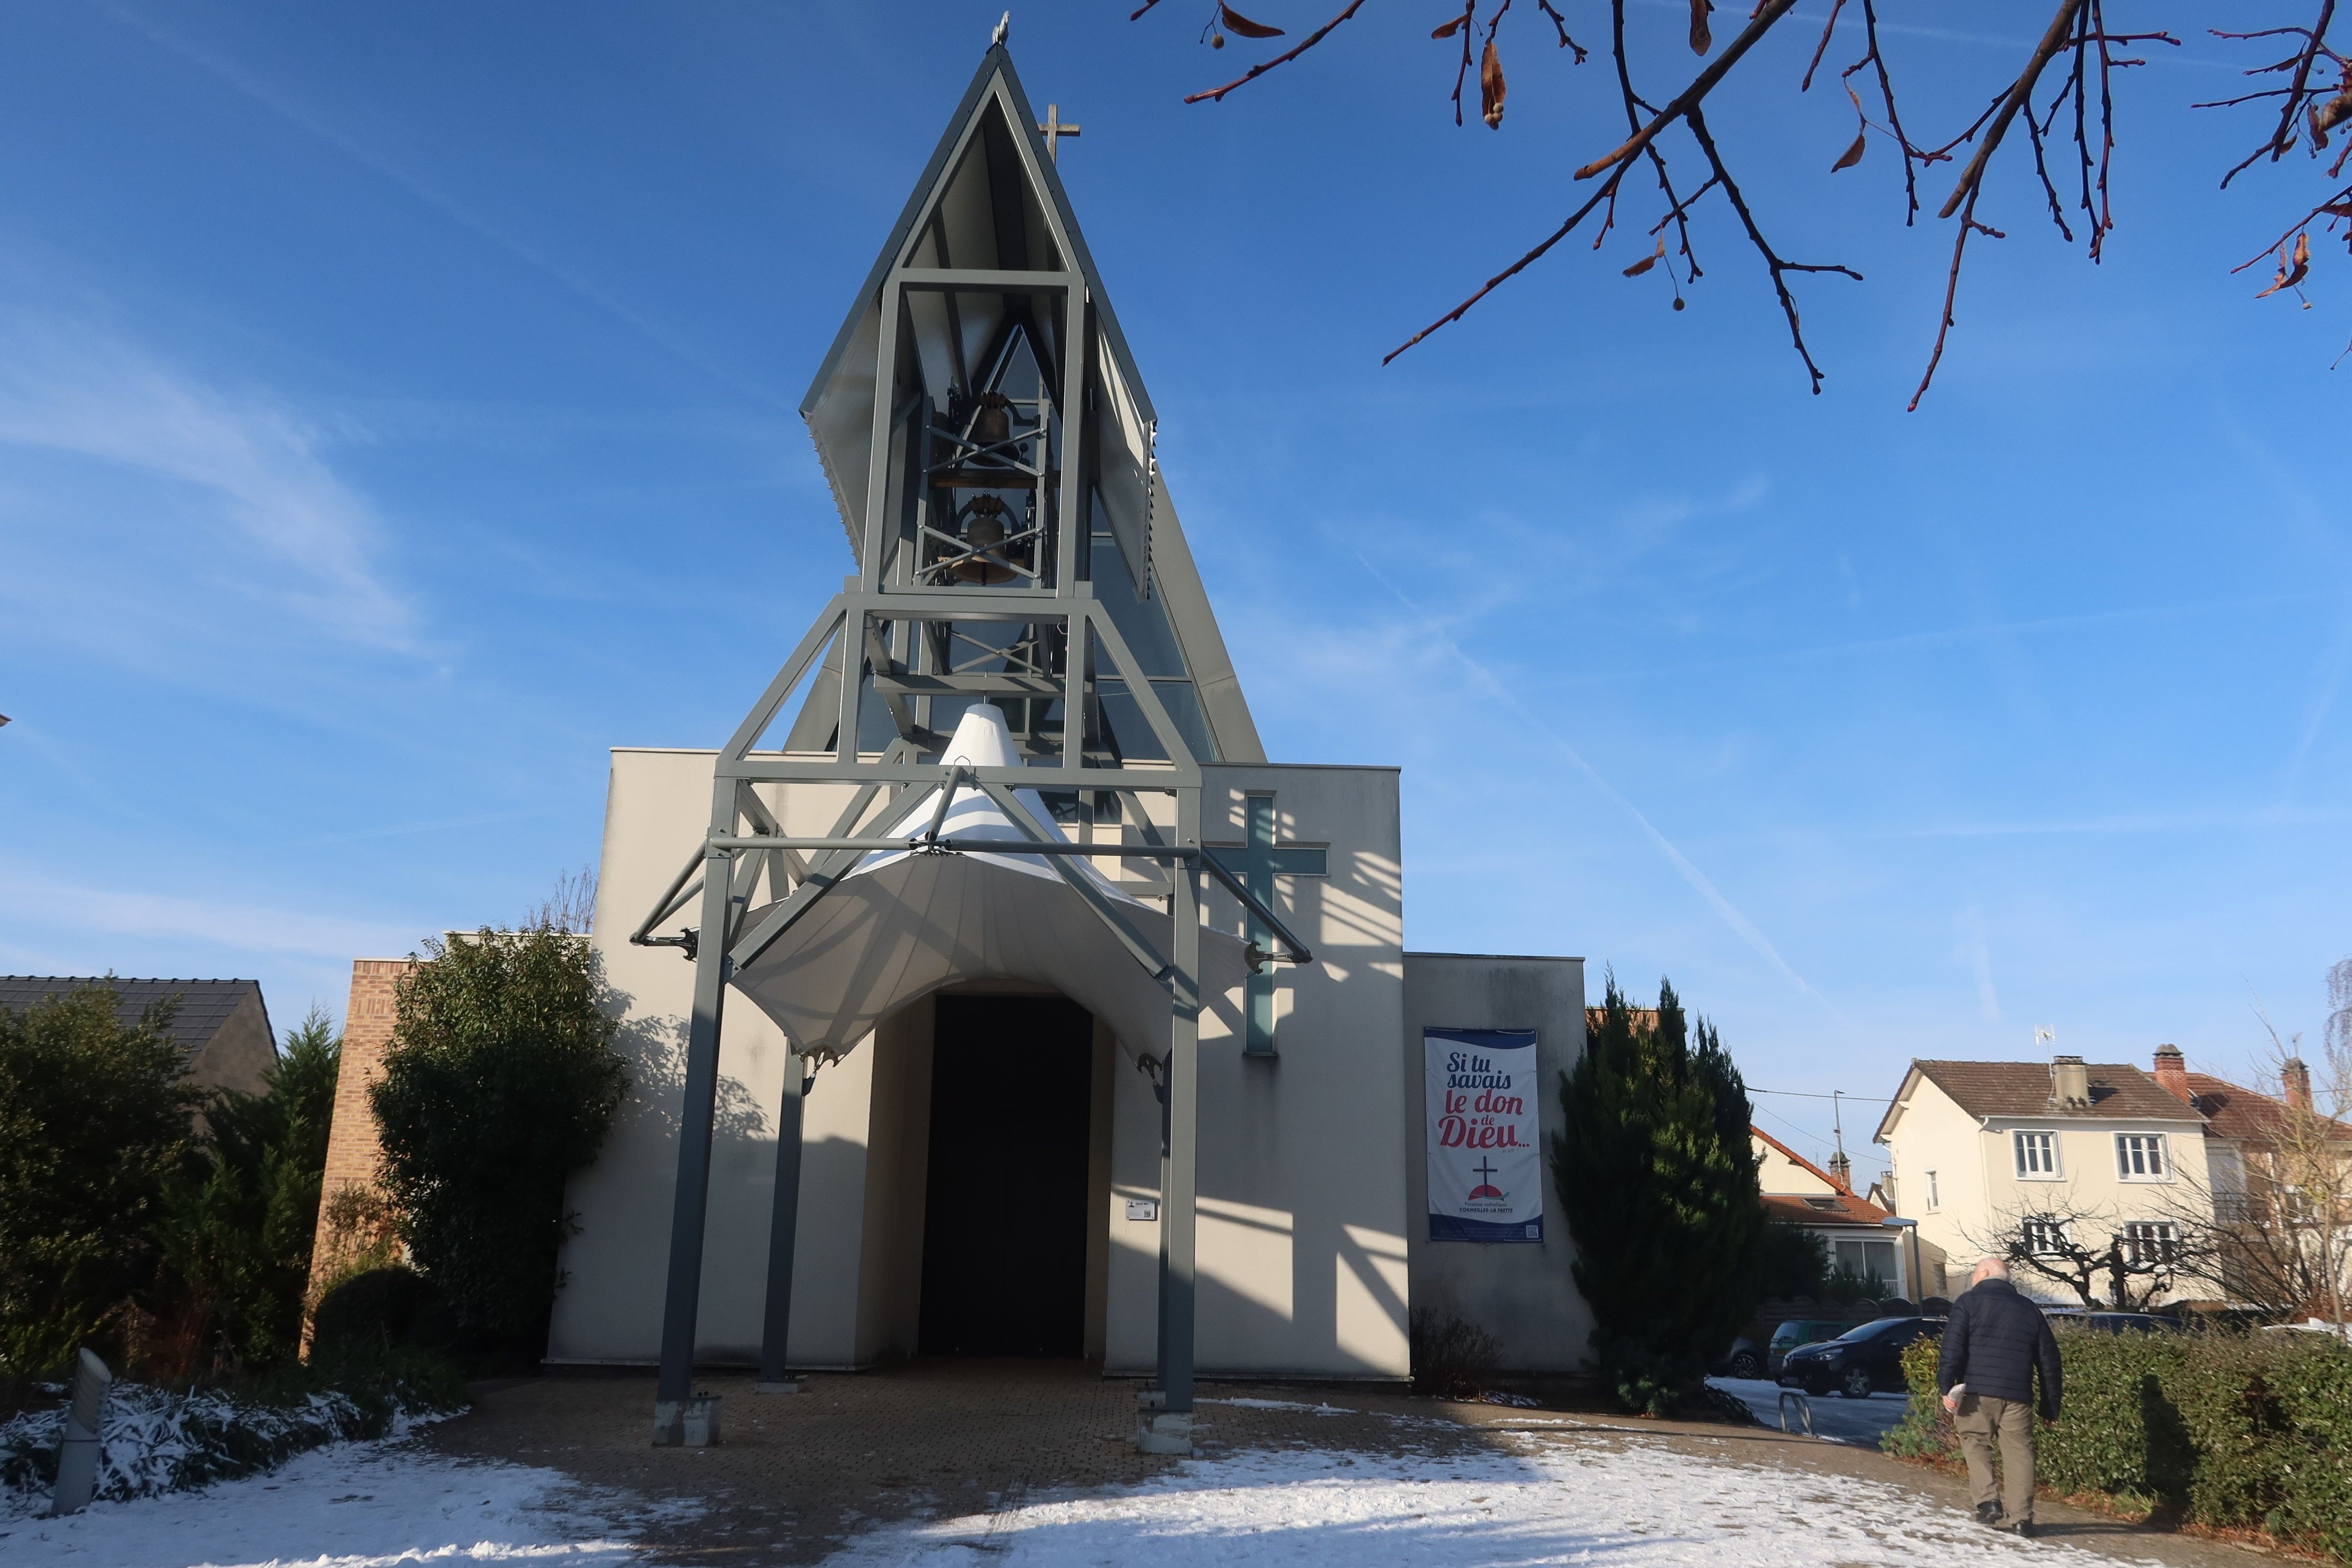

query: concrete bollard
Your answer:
[49,1348,113,1517]
[651,1390,722,1447]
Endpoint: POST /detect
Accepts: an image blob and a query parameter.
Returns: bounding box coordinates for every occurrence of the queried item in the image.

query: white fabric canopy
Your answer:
[731,706,1240,1056]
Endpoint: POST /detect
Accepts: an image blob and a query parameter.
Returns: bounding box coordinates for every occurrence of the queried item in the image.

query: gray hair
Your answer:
[1974,1255,2010,1280]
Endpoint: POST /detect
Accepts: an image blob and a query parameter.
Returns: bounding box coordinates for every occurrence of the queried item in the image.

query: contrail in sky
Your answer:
[98,2,791,413]
[1350,548,1840,1018]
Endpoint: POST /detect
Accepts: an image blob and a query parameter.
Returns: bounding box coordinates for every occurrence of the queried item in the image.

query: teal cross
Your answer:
[1206,794,1327,1057]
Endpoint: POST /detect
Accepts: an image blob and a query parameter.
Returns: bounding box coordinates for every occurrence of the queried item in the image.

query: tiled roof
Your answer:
[1752,1126,1892,1225]
[1911,1059,2201,1122]
[0,976,266,1056]
[2184,1072,2352,1144]
[1762,1191,1891,1229]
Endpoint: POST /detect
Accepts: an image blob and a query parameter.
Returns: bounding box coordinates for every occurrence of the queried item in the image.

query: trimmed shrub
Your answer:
[1410,1309,1501,1398]
[1884,1323,2352,1560]
[1882,1333,1954,1461]
[309,1268,453,1361]
[2266,1335,2352,1555]
[0,987,201,1378]
[370,927,625,1366]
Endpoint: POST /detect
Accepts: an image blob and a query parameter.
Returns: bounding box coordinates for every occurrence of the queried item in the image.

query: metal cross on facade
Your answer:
[1209,793,1326,1057]
[1037,103,1081,161]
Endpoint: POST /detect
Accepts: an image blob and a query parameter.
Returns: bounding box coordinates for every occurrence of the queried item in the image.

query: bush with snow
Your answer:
[0,1359,463,1517]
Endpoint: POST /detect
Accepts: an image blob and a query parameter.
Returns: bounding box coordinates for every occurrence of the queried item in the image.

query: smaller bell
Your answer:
[955,496,1014,584]
[971,392,1012,449]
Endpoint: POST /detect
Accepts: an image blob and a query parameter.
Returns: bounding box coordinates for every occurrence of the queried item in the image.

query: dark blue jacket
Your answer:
[1938,1277,2063,1418]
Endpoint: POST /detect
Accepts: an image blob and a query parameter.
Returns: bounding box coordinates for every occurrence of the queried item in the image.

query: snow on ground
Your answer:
[0,1395,2145,1568]
[1709,1377,1913,1447]
[823,1437,2165,1568]
[0,1433,684,1568]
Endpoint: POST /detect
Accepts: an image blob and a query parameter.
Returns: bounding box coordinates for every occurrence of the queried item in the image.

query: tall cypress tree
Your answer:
[1551,972,1763,1414]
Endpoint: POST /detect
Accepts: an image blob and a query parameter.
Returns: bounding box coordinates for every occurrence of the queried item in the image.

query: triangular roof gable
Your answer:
[1752,1124,1850,1194]
[800,46,1158,553]
[792,45,1266,765]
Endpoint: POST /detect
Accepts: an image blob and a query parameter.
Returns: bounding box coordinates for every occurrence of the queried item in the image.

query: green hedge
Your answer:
[1890,1327,2352,1558]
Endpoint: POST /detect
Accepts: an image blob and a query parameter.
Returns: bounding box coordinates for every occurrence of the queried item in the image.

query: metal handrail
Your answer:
[1778,1388,1815,1437]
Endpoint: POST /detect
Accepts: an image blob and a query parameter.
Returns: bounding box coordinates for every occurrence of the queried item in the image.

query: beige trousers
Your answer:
[1955,1393,2037,1523]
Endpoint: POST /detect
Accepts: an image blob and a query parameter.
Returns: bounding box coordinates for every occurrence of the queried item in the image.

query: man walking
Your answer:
[1938,1256,2063,1536]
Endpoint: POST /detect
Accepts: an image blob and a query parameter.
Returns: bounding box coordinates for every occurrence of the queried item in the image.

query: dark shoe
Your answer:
[1973,1503,2002,1526]
[2004,1520,2037,1539]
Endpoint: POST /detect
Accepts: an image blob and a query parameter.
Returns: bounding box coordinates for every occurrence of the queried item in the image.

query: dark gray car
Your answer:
[1779,1316,1944,1399]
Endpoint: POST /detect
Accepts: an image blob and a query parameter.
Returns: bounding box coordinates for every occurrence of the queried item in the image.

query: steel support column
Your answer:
[652,843,737,1441]
[1148,787,1202,1439]
[756,1054,807,1387]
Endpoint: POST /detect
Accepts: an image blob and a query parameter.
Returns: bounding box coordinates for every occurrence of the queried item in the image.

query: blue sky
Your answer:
[0,1,2344,1181]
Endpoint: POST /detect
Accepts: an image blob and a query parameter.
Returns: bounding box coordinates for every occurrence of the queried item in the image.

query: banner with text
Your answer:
[1425,1027,1543,1243]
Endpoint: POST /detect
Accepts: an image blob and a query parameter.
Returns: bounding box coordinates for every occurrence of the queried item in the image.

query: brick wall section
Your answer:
[306,959,413,1304]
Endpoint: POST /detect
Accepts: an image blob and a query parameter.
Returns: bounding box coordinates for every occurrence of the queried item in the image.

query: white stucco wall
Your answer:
[1109,763,1414,1380]
[1400,953,1592,1375]
[553,749,1415,1381]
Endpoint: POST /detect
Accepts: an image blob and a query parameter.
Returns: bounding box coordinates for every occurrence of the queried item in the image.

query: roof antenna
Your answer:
[992,11,1010,46]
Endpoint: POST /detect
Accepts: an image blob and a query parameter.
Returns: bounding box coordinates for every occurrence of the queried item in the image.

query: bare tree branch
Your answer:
[1183,0,1374,105]
[1685,104,1860,395]
[1136,0,2339,405]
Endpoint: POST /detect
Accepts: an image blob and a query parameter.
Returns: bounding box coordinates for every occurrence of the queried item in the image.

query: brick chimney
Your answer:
[1828,1149,1852,1193]
[2152,1043,2192,1102]
[2284,1057,2314,1112]
[2051,1054,2092,1106]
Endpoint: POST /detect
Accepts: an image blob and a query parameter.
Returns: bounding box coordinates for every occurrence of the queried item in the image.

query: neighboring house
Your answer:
[2153,1043,2352,1311]
[1875,1054,2214,1303]
[1752,1127,1936,1298]
[0,974,274,1096]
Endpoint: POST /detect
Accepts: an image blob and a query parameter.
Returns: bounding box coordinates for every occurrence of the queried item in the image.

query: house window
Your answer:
[2122,1220,2181,1265]
[2014,1130,2060,1179]
[2116,1134,2170,1181]
[2022,1217,2071,1256]
[1925,1170,1940,1212]
[1834,1238,1901,1289]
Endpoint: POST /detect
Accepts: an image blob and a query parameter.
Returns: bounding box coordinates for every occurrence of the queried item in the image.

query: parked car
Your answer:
[1714,1336,1766,1380]
[2262,1317,2352,1340]
[1779,1316,1944,1399]
[1766,1318,1851,1375]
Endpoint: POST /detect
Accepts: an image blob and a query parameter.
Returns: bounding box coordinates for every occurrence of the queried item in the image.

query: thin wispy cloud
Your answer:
[0,313,416,651]
[0,865,421,963]
[1339,547,1841,1018]
[98,2,789,413]
[1957,902,2003,1024]
[2282,603,2352,805]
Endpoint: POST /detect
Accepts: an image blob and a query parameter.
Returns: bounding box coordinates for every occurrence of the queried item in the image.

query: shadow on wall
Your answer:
[606,995,771,1147]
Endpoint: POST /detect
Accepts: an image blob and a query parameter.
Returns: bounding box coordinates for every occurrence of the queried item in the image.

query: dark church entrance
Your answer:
[918,995,1093,1356]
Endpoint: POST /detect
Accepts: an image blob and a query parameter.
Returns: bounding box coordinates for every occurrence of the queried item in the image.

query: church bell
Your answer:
[956,495,1016,584]
[971,391,1013,449]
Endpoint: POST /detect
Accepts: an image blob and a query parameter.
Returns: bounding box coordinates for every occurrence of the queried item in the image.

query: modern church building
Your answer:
[542,42,1593,1449]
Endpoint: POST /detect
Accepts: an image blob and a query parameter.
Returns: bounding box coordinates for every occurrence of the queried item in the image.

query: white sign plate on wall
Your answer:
[1425,1027,1543,1243]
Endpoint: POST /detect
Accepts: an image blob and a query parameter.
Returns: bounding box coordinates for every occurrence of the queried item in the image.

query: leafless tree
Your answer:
[1966,1195,2209,1310]
[2194,1008,2352,1323]
[524,867,598,935]
[1138,2,2352,405]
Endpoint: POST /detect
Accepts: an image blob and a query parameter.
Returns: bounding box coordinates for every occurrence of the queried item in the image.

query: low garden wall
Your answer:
[1888,1327,2352,1560]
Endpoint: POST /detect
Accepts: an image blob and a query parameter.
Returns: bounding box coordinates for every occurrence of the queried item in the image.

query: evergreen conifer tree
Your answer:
[1550,972,1764,1414]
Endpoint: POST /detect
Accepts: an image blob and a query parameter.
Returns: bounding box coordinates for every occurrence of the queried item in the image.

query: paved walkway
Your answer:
[428,1361,2283,1568]
[1708,1375,1913,1445]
